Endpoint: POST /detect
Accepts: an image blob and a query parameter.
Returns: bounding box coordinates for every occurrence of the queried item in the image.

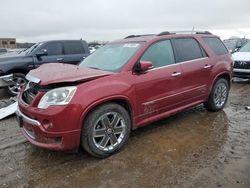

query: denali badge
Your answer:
[239,61,247,66]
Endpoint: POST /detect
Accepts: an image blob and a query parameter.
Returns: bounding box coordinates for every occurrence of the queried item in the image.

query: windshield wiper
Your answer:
[88,66,101,70]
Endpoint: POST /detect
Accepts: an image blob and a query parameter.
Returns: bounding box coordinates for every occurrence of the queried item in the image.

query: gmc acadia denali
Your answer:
[16,31,233,158]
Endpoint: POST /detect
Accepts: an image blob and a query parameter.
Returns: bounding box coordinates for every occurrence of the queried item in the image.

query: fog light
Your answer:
[48,122,53,128]
[55,137,62,144]
[42,119,53,129]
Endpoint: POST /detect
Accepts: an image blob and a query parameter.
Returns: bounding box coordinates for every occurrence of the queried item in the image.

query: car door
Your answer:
[34,42,64,68]
[62,41,88,65]
[134,40,183,123]
[171,37,210,104]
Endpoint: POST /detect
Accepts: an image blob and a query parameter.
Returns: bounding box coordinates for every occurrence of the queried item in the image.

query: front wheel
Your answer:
[204,78,229,112]
[81,103,131,158]
[7,73,27,96]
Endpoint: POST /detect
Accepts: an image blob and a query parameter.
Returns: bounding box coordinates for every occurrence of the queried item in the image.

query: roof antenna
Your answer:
[191,26,195,34]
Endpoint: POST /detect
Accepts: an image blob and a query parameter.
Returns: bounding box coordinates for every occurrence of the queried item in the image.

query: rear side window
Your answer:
[140,40,175,68]
[42,42,63,56]
[203,37,228,55]
[172,38,204,63]
[64,41,85,54]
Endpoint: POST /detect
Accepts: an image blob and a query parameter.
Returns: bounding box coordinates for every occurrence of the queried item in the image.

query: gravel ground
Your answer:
[0,79,249,188]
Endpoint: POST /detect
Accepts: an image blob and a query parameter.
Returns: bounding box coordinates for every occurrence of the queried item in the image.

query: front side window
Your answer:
[42,42,63,56]
[79,43,142,72]
[172,38,204,63]
[239,42,250,52]
[140,40,175,68]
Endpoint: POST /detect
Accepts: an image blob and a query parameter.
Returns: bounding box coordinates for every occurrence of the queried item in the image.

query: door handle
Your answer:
[171,72,182,77]
[204,64,212,69]
[56,58,64,61]
[82,56,86,59]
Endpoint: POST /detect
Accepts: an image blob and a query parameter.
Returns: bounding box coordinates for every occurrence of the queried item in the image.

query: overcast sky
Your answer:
[0,0,250,43]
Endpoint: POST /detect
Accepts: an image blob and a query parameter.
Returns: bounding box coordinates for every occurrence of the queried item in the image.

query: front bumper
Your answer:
[16,100,84,151]
[233,68,250,78]
[0,74,14,87]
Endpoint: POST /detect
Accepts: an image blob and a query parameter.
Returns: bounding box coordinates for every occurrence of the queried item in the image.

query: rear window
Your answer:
[172,38,204,63]
[64,41,85,54]
[203,37,228,55]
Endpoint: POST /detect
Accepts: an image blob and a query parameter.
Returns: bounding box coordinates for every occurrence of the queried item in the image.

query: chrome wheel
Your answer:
[213,82,228,108]
[8,76,27,95]
[82,103,131,158]
[92,112,126,152]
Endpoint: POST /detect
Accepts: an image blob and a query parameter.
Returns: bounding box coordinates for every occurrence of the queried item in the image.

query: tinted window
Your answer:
[64,41,85,54]
[140,40,175,68]
[203,37,228,55]
[172,38,204,63]
[42,42,63,56]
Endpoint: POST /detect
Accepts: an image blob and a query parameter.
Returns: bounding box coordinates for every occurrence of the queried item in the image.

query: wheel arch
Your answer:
[211,72,231,91]
[79,96,134,130]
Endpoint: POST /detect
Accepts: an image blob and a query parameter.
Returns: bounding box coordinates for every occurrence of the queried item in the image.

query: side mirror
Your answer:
[36,49,48,57]
[135,60,153,72]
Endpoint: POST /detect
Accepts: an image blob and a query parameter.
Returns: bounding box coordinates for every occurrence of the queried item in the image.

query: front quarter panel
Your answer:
[72,72,135,128]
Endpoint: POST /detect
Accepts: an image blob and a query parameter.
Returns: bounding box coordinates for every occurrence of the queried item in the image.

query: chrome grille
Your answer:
[234,61,250,69]
[22,82,40,104]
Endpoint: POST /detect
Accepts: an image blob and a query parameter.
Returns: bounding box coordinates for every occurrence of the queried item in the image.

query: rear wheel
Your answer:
[7,73,27,96]
[81,103,131,158]
[204,78,229,112]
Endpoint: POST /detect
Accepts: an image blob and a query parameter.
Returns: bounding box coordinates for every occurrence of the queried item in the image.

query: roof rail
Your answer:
[124,34,154,39]
[157,31,171,36]
[195,31,212,34]
[157,30,212,36]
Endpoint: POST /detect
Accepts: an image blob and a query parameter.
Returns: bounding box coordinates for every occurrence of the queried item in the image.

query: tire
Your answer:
[204,78,229,112]
[81,103,131,158]
[7,73,27,96]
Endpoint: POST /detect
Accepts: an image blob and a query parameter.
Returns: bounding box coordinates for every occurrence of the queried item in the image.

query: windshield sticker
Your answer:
[123,43,139,48]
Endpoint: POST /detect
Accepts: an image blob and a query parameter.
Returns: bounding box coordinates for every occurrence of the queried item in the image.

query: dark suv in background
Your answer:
[0,40,89,95]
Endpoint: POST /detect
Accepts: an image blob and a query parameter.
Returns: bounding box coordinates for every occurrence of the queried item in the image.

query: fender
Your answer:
[209,70,232,93]
[78,95,135,129]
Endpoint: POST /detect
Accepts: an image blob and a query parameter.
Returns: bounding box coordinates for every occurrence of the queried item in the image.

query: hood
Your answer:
[232,52,250,61]
[27,63,114,85]
[0,51,27,63]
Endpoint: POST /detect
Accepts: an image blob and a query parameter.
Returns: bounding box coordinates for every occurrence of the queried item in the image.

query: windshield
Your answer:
[24,42,43,55]
[223,39,238,50]
[239,42,250,52]
[79,43,142,72]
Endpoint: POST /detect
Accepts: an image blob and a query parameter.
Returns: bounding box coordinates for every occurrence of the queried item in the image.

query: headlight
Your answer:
[38,86,77,109]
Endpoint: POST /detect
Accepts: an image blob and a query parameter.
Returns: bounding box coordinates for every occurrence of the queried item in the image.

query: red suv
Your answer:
[16,31,233,158]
